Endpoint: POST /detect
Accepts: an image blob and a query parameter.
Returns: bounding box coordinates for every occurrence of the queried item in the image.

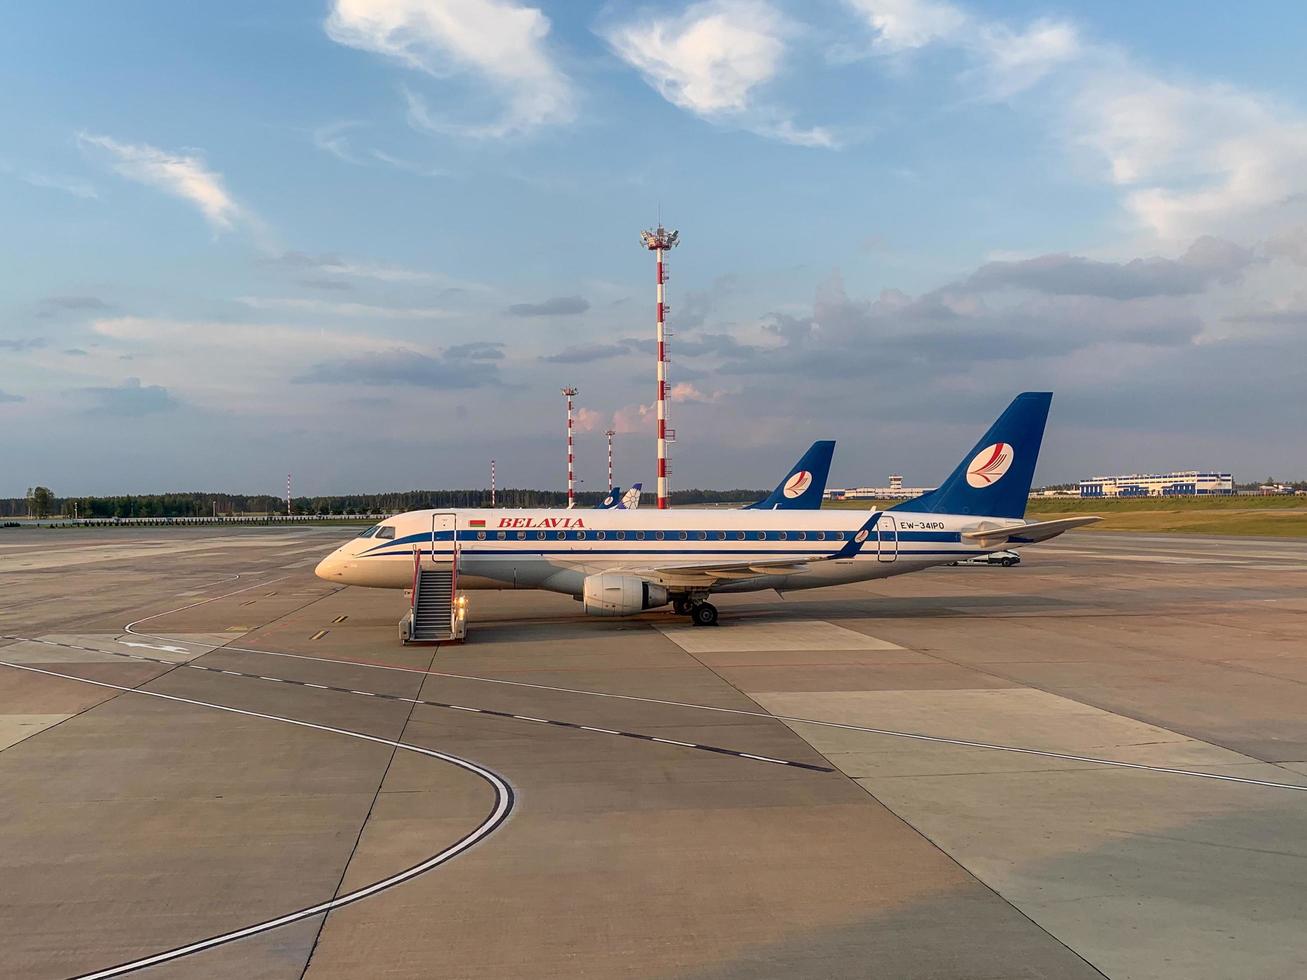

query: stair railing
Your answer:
[449,518,460,635]
[411,544,421,615]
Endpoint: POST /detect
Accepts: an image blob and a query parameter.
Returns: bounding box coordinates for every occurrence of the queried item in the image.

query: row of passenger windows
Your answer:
[471,529,847,542]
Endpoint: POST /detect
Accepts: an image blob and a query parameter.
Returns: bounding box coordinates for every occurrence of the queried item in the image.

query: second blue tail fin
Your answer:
[891,392,1051,519]
[744,440,835,510]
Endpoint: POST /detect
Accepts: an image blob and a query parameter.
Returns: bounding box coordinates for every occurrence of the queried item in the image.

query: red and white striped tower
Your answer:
[286,473,291,517]
[561,386,578,507]
[605,429,615,492]
[490,459,496,507]
[640,224,679,509]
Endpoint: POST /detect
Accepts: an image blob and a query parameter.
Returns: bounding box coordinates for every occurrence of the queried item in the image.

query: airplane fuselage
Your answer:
[314,507,1023,596]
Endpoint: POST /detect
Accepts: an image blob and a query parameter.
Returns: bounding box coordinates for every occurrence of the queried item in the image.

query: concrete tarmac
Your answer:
[2,526,1306,978]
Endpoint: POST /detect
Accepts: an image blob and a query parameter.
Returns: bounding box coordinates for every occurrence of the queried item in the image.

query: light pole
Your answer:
[605,429,616,492]
[640,224,679,509]
[562,387,578,508]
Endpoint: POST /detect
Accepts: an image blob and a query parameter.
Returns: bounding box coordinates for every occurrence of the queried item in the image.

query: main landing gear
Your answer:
[673,594,719,626]
[690,601,719,627]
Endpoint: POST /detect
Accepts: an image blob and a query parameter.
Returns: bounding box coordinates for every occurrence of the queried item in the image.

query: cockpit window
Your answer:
[375,526,396,540]
[357,525,380,538]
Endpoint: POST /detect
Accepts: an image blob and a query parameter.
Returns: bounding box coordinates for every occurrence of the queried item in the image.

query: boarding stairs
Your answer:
[401,512,466,644]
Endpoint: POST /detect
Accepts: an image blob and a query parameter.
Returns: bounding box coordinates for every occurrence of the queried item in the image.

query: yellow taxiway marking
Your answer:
[311,630,328,641]
[265,591,278,596]
[332,615,348,624]
[239,600,256,606]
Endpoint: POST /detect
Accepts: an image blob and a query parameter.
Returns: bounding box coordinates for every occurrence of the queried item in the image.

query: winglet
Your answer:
[829,511,883,560]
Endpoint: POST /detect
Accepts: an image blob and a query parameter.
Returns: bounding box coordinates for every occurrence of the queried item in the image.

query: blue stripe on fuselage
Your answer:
[359,528,960,556]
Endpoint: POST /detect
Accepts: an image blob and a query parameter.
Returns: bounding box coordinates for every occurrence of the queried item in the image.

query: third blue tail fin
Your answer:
[891,392,1051,519]
[744,440,835,510]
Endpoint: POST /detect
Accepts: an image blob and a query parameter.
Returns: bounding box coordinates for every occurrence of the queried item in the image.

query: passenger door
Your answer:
[877,514,898,563]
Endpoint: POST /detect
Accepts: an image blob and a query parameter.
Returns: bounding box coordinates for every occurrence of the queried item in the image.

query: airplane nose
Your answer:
[315,551,344,581]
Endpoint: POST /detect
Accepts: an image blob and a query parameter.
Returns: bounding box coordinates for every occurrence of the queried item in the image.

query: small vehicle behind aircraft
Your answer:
[949,550,1020,567]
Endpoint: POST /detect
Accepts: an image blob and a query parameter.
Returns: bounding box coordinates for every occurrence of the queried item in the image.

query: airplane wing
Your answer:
[551,513,883,588]
[962,516,1102,546]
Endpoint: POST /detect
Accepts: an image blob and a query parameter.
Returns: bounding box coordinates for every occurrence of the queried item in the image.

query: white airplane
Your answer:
[315,392,1098,626]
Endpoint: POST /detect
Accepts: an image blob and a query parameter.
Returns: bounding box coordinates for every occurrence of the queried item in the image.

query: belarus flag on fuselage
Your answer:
[468,519,486,527]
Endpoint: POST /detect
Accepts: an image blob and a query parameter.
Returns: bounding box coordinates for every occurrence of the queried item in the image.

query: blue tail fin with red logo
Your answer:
[744,440,835,510]
[891,392,1051,519]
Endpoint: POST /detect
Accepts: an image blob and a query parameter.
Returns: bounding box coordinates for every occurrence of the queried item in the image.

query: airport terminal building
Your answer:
[1079,471,1235,498]
[825,474,933,501]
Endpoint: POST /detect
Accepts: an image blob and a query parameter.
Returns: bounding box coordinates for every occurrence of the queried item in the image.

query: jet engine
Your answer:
[582,573,669,617]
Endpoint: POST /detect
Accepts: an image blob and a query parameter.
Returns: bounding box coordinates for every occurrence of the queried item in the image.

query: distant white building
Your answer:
[826,474,934,501]
[1079,471,1234,498]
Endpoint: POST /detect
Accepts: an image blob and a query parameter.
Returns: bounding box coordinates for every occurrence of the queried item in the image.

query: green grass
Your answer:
[823,495,1307,537]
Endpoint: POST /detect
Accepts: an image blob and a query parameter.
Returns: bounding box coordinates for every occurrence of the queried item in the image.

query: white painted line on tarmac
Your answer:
[0,659,514,980]
[113,569,1307,792]
[174,638,1307,794]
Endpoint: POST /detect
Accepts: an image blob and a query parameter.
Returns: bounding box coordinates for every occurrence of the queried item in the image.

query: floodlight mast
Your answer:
[640,225,679,509]
[605,429,616,492]
[562,387,579,508]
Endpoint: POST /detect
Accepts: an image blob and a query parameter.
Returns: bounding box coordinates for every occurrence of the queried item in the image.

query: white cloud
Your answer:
[84,315,394,411]
[273,250,435,283]
[601,0,834,147]
[236,296,453,319]
[972,19,1079,97]
[1071,69,1307,242]
[312,120,365,163]
[22,172,99,200]
[325,0,574,137]
[77,133,242,231]
[847,0,1307,244]
[845,0,967,52]
[368,148,447,178]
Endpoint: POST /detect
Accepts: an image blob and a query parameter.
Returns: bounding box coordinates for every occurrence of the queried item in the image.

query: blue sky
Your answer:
[2,0,1306,495]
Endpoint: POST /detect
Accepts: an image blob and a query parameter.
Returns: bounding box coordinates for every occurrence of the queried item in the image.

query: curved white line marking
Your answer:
[0,660,514,980]
[122,575,291,641]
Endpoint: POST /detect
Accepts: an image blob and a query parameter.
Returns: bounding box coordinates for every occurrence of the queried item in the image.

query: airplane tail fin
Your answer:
[744,440,835,510]
[620,484,642,510]
[891,393,1051,519]
[595,487,622,510]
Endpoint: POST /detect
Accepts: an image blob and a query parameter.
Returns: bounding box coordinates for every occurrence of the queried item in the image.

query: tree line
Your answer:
[0,487,772,519]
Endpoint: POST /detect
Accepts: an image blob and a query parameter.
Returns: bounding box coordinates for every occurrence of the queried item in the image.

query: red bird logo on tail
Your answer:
[966,443,1014,488]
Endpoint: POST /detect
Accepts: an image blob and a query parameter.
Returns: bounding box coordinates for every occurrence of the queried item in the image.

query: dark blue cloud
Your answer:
[294,347,501,388]
[79,377,177,416]
[507,295,590,317]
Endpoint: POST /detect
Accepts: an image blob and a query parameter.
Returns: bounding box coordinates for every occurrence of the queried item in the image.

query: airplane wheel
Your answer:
[673,597,692,615]
[691,602,719,627]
